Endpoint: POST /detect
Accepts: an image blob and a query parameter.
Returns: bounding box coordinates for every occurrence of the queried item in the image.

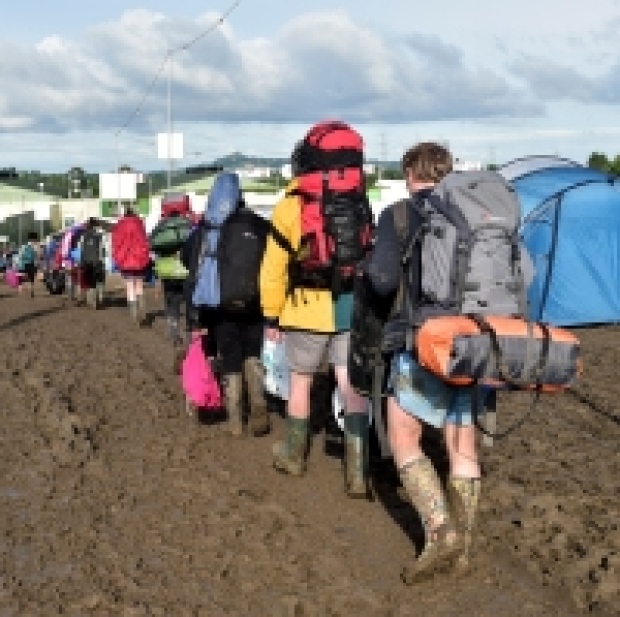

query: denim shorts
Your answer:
[388,352,486,429]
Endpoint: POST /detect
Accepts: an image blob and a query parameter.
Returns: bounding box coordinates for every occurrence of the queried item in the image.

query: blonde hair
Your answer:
[401,142,453,183]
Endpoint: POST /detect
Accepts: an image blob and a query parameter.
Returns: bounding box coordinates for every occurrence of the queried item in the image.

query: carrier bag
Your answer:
[261,338,290,400]
[415,315,581,391]
[5,269,23,289]
[181,336,222,410]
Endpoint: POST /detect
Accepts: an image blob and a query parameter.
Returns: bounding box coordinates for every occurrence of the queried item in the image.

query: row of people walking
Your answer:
[136,121,503,583]
[28,119,532,583]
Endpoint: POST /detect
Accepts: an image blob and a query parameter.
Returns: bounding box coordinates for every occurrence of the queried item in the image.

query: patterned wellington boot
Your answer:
[244,357,271,437]
[448,476,481,570]
[399,457,463,584]
[343,412,370,499]
[223,373,244,437]
[272,416,309,476]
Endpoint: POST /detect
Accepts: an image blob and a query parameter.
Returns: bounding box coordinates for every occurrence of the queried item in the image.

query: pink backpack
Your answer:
[181,336,222,410]
[5,269,23,289]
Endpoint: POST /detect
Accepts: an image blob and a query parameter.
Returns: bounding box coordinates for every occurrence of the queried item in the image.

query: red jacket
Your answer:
[112,214,150,271]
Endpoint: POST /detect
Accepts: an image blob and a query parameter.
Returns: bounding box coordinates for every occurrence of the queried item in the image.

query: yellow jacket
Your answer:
[259,181,340,333]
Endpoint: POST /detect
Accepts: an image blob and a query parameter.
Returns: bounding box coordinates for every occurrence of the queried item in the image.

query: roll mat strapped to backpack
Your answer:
[415,315,582,391]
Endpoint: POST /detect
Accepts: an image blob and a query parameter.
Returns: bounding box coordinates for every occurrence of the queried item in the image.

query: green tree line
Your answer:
[587,152,620,176]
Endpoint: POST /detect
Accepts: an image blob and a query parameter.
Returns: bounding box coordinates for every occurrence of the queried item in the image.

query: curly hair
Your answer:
[401,142,453,183]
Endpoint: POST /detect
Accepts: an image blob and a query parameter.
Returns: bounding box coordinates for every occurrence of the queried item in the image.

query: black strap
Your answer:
[268,224,294,255]
[472,386,542,440]
[467,315,551,388]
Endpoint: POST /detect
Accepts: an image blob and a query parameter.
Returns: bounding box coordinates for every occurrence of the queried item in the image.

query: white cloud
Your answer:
[1,5,620,171]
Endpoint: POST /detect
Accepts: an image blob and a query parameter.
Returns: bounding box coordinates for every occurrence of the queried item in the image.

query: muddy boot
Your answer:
[86,288,97,309]
[137,294,148,326]
[272,416,309,476]
[448,477,481,570]
[128,300,139,323]
[96,282,105,308]
[75,288,87,307]
[244,357,271,437]
[223,373,244,437]
[173,338,187,376]
[399,458,462,584]
[343,412,370,499]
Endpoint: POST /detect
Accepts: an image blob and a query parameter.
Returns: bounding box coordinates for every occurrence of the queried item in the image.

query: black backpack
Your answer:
[80,229,103,265]
[217,208,271,313]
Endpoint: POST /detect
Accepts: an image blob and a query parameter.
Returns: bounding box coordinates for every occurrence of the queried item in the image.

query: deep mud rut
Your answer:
[0,281,618,616]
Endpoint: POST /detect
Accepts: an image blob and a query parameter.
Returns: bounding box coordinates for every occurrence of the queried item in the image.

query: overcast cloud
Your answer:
[1,2,620,172]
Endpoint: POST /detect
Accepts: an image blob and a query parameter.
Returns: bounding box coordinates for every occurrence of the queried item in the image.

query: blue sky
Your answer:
[1,0,620,172]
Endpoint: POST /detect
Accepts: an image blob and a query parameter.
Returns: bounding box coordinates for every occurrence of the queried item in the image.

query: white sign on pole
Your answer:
[98,173,138,200]
[157,133,184,160]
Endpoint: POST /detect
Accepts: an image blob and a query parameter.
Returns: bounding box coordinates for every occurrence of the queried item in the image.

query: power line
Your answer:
[114,0,243,139]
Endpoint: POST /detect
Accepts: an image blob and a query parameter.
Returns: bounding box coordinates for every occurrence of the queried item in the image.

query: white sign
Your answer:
[157,133,184,160]
[99,173,138,200]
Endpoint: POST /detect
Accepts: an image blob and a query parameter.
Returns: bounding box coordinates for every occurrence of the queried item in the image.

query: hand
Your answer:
[264,326,282,343]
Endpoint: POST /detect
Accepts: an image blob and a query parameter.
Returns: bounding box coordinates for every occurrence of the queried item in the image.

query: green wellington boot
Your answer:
[272,416,309,476]
[244,357,271,437]
[343,412,370,499]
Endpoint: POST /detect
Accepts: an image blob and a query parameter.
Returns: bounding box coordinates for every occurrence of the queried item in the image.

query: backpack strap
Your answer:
[388,199,410,320]
[389,197,428,323]
[268,224,293,256]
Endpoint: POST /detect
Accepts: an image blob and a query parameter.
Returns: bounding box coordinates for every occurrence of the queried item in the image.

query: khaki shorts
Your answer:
[285,331,350,374]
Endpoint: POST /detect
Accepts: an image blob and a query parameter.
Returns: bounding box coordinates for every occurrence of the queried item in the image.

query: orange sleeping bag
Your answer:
[415,315,581,391]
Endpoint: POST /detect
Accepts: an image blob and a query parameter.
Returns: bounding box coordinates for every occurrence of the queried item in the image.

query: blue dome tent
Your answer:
[498,156,620,326]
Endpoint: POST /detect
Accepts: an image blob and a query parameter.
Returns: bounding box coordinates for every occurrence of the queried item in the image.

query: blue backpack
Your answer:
[192,172,242,307]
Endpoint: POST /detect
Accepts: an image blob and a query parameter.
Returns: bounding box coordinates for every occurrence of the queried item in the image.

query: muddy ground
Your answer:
[0,279,618,616]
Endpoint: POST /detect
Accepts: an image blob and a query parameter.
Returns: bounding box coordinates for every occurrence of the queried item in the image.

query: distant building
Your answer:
[453,159,483,171]
[233,165,273,180]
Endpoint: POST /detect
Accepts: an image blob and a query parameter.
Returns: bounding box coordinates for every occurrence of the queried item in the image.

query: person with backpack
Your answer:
[17,233,39,298]
[151,197,193,372]
[111,206,151,325]
[259,120,374,498]
[185,172,272,437]
[363,142,534,581]
[79,218,106,309]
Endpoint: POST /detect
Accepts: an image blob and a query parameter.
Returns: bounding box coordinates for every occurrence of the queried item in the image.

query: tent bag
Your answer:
[415,315,581,391]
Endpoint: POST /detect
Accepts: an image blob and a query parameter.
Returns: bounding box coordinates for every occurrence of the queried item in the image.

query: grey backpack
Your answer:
[419,170,526,317]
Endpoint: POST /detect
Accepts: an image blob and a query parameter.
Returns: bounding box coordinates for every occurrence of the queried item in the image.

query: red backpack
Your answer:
[161,193,191,218]
[287,120,373,295]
